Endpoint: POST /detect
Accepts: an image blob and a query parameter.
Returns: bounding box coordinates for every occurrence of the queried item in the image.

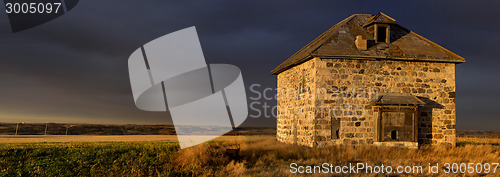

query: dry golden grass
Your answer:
[172,136,500,176]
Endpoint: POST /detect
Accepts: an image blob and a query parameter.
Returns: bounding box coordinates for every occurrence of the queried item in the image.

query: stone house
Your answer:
[271,13,465,148]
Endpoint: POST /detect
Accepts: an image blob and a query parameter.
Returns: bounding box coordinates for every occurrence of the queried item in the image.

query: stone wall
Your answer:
[276,57,457,147]
[276,59,317,147]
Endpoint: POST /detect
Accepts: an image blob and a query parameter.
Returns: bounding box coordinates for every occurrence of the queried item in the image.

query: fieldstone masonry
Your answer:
[273,13,464,148]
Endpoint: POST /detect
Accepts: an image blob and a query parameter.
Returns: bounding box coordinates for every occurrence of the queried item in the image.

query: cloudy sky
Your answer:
[0,0,499,130]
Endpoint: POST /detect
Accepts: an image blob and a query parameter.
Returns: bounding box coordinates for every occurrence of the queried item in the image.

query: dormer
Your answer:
[363,12,396,43]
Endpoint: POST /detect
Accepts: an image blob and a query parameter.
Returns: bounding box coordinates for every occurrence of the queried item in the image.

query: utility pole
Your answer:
[65,125,75,135]
[15,122,24,135]
[15,123,18,135]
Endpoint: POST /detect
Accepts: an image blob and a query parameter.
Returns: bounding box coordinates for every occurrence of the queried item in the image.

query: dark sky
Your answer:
[0,0,499,130]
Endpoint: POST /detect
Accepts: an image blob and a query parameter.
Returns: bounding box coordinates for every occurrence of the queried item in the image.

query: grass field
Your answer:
[0,135,499,176]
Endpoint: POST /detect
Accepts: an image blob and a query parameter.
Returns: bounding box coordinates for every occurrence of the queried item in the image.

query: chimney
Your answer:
[355,35,368,50]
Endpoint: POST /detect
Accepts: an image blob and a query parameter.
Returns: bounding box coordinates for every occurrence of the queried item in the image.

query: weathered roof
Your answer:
[271,13,465,75]
[372,93,425,106]
[362,12,396,27]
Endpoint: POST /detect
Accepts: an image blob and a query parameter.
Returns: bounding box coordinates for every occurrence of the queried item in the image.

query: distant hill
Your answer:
[457,130,500,138]
[0,123,275,136]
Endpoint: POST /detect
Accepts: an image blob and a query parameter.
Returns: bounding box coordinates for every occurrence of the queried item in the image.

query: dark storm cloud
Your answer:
[0,0,499,129]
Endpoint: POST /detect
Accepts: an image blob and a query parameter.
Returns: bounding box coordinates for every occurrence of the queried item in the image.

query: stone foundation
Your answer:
[373,142,418,149]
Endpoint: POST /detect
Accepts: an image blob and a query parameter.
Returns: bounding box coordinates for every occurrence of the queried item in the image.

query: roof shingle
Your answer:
[271,13,465,75]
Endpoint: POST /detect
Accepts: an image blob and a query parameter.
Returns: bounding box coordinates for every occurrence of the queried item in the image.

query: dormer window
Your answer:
[362,12,396,43]
[377,26,387,42]
[375,24,390,43]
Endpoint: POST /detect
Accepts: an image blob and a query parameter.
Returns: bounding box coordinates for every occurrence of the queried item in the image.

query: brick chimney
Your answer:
[355,35,368,50]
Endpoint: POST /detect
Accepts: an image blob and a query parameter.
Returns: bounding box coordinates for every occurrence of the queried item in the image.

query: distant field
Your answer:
[0,123,275,136]
[0,135,179,143]
[0,135,499,176]
[0,134,497,145]
[0,135,258,143]
[458,130,500,138]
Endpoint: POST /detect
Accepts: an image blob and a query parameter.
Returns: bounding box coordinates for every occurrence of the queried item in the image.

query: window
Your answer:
[331,118,340,139]
[298,69,305,96]
[391,130,398,140]
[380,111,416,142]
[377,26,387,43]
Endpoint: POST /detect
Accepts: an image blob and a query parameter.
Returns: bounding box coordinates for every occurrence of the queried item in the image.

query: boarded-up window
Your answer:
[381,111,414,142]
[331,118,340,139]
[384,112,405,126]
